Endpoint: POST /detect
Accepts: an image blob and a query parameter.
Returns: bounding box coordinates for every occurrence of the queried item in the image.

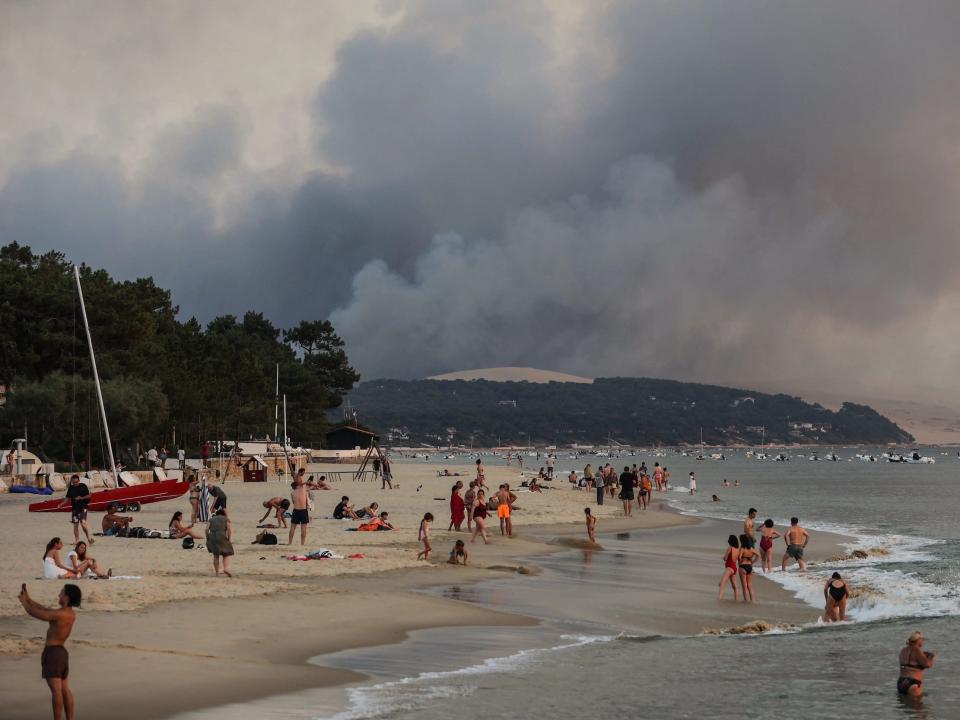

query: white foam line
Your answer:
[320,634,615,720]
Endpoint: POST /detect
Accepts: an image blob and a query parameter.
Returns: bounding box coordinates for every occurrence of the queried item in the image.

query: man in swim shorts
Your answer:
[781,516,810,571]
[496,484,514,537]
[288,476,310,545]
[20,582,81,720]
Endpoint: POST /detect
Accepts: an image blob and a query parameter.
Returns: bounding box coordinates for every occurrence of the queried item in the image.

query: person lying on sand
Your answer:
[448,539,468,565]
[357,512,395,531]
[101,505,133,536]
[356,502,380,519]
[258,497,291,527]
[168,511,204,540]
[66,541,111,579]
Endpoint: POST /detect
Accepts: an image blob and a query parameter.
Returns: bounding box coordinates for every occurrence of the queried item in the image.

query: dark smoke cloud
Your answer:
[2,1,959,403]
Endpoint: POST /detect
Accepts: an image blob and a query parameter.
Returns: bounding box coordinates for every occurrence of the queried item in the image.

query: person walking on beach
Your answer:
[206,508,234,576]
[372,456,381,484]
[464,480,477,532]
[743,508,757,549]
[781,517,810,571]
[201,441,210,468]
[584,507,597,543]
[898,631,936,698]
[546,454,555,479]
[471,490,490,544]
[824,572,848,622]
[653,463,664,491]
[475,458,486,489]
[449,481,465,531]
[738,534,757,602]
[618,466,634,516]
[688,471,697,495]
[19,583,82,720]
[417,512,433,560]
[662,466,670,490]
[65,475,94,546]
[718,535,740,601]
[639,472,652,510]
[758,519,781,573]
[288,476,310,545]
[381,455,393,489]
[177,446,185,470]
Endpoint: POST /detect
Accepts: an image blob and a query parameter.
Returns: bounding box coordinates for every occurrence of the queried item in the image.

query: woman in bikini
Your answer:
[66,541,111,578]
[464,481,477,533]
[42,538,80,580]
[758,518,781,573]
[897,631,936,698]
[718,535,740,601]
[169,511,204,540]
[823,572,849,622]
[737,533,757,602]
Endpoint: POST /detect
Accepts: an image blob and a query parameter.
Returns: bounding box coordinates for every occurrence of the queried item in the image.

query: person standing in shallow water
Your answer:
[758,519,781,573]
[781,517,810,571]
[898,631,936,698]
[618,466,634,516]
[20,583,81,720]
[688,471,697,495]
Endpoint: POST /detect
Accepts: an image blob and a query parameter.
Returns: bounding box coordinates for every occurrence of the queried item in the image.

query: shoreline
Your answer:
[0,477,856,720]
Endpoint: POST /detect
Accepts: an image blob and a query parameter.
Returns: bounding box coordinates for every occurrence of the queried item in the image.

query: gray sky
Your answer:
[2,1,959,404]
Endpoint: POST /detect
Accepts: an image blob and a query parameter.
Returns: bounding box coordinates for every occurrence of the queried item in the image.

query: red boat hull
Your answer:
[28,479,190,512]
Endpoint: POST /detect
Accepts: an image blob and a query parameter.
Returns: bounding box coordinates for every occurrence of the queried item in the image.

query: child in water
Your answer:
[417,512,433,561]
[584,507,597,543]
[448,539,468,565]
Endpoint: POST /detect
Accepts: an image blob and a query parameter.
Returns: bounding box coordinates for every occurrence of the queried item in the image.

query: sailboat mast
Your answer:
[274,363,279,440]
[74,266,119,487]
[282,394,293,475]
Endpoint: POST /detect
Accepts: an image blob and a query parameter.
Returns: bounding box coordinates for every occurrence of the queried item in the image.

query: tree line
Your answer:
[346,377,913,447]
[0,243,359,469]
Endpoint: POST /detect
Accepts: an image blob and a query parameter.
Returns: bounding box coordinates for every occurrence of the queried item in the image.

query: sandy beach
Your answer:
[0,461,852,719]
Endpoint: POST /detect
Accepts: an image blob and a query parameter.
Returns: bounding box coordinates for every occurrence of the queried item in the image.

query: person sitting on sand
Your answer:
[43,538,80,579]
[305,475,332,491]
[718,535,740,601]
[448,539,468,565]
[258,497,291,527]
[101,504,133,536]
[824,572,849,622]
[66,541,111,579]
[528,477,543,493]
[357,512,395,531]
[333,496,359,520]
[169,511,204,540]
[898,631,937,698]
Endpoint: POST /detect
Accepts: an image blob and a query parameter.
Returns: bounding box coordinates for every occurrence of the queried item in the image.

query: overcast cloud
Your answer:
[2,1,960,404]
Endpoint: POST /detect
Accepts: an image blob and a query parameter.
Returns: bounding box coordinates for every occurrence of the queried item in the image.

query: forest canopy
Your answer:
[0,243,359,467]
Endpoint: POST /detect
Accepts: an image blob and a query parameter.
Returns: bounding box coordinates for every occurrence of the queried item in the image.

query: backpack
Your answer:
[182,537,195,549]
[254,531,278,545]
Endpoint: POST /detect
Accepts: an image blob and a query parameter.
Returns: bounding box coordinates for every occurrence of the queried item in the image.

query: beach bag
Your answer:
[182,537,195,549]
[254,531,278,545]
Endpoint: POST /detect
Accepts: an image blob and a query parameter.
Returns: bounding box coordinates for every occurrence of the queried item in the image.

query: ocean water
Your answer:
[314,448,960,719]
